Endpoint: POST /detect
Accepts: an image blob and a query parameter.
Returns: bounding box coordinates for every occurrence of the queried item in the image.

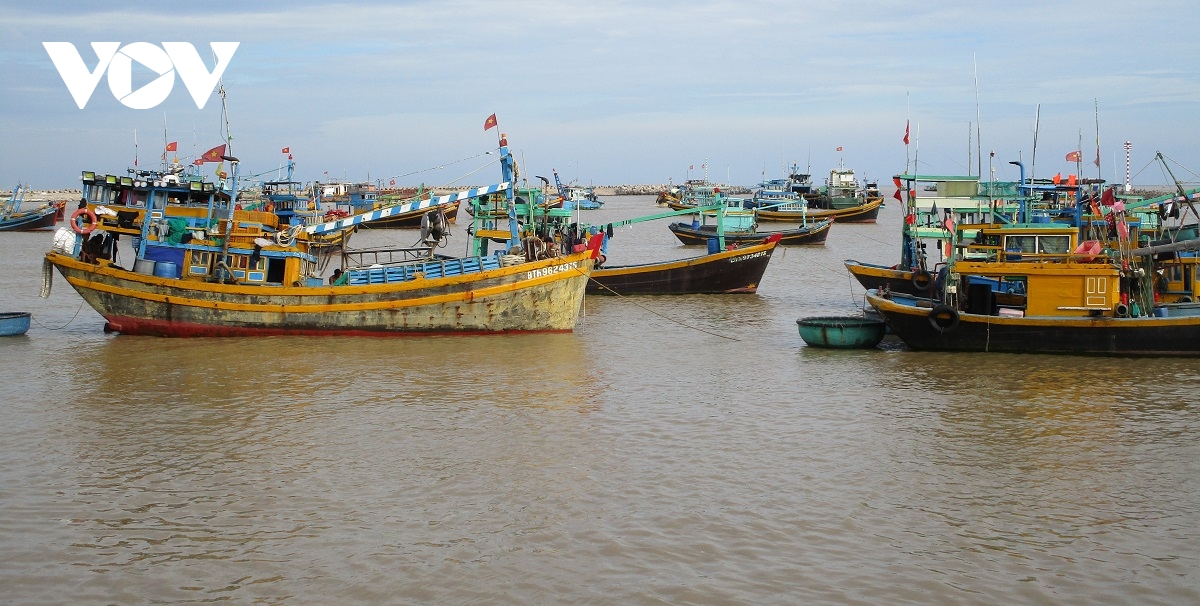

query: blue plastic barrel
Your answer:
[152,260,178,278]
[707,238,720,254]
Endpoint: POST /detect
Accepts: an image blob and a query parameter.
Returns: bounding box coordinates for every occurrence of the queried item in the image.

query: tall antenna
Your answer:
[1031,104,1040,184]
[973,53,982,178]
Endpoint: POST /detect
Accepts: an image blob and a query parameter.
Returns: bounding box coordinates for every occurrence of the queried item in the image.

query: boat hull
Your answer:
[844,259,929,295]
[0,206,59,231]
[757,197,883,223]
[867,290,1200,356]
[46,250,594,337]
[588,239,777,295]
[667,220,831,246]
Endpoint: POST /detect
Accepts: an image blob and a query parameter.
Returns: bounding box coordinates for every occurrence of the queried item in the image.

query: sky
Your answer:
[2,1,1199,191]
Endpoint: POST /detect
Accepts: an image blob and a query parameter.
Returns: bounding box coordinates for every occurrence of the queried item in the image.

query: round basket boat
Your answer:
[796,315,886,349]
[0,311,32,337]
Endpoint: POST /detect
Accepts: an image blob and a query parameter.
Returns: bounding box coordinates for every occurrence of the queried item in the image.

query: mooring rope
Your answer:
[578,266,741,341]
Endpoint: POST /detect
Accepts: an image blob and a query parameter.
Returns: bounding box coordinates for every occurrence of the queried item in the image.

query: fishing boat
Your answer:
[666,195,831,246]
[866,256,1200,356]
[0,312,31,336]
[1,185,64,231]
[796,315,887,349]
[42,133,603,337]
[588,204,782,295]
[668,219,830,246]
[753,166,883,223]
[565,185,602,210]
[588,237,780,295]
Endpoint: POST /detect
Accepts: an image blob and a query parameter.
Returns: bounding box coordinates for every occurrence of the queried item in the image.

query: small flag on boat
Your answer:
[165,141,177,152]
[1065,150,1082,162]
[198,144,226,164]
[837,146,843,152]
[1094,148,1101,167]
[903,121,910,145]
[484,113,498,131]
[281,147,290,154]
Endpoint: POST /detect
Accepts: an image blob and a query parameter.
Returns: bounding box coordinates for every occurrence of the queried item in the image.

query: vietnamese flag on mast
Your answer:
[165,141,178,152]
[197,144,226,164]
[903,121,910,145]
[1065,150,1082,162]
[281,147,290,154]
[484,113,498,131]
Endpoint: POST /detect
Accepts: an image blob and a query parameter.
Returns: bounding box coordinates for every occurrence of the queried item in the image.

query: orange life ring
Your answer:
[71,208,97,235]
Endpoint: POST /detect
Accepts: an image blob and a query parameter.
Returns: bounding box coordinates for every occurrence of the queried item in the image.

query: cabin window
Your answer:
[1038,235,1070,254]
[1005,235,1037,254]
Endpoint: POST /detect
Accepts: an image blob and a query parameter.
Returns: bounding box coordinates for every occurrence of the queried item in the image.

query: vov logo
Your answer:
[43,42,239,110]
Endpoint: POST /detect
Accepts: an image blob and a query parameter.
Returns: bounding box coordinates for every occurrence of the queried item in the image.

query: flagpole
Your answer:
[134,128,138,168]
[905,91,911,174]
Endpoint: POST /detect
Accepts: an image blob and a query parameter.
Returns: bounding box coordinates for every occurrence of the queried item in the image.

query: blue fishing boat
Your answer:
[0,312,31,336]
[1,185,63,231]
[565,185,602,210]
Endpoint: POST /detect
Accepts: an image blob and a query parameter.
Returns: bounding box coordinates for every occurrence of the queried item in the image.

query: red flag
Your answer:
[836,146,843,152]
[1094,148,1100,167]
[892,177,903,201]
[165,141,177,152]
[903,121,910,145]
[483,113,497,131]
[281,147,290,154]
[1065,150,1082,162]
[197,144,226,164]
[288,154,293,160]
[1101,186,1116,206]
[689,165,694,170]
[390,179,395,186]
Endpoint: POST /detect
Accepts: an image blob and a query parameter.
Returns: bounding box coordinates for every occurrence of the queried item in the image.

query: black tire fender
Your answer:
[911,269,933,292]
[928,304,960,333]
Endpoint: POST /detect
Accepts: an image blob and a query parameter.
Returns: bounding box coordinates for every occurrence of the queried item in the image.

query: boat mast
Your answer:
[215,83,238,282]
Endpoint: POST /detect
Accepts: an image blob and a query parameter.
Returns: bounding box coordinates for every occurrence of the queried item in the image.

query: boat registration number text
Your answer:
[730,251,768,263]
[526,261,581,281]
